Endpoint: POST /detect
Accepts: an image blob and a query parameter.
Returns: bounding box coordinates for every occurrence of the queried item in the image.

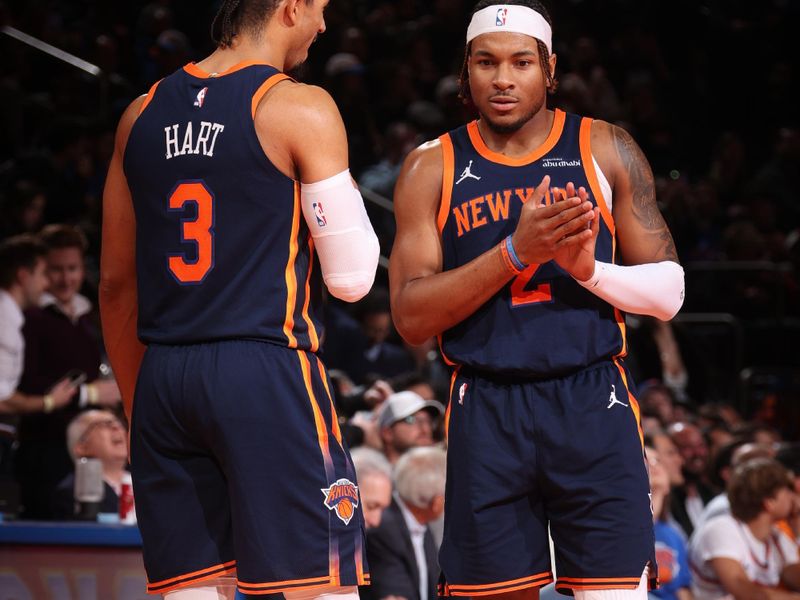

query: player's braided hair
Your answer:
[458,0,558,102]
[211,0,313,48]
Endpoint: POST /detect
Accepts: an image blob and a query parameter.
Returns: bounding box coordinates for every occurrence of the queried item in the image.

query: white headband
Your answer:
[466,5,552,54]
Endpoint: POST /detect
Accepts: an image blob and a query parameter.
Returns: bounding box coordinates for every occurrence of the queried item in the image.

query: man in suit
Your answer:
[365,447,446,600]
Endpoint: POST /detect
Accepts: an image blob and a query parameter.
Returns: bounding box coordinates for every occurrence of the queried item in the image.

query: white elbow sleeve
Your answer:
[301,170,379,302]
[576,260,685,321]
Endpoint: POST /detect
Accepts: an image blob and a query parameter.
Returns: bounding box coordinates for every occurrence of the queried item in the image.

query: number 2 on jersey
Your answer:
[510,263,553,306]
[167,181,214,284]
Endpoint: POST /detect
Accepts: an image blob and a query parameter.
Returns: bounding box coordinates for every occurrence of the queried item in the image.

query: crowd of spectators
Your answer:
[1,1,799,599]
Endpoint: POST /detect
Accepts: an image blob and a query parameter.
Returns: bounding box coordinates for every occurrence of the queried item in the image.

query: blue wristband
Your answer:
[504,235,528,271]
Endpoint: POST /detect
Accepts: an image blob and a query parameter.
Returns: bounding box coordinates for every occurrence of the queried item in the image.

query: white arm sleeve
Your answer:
[301,169,380,302]
[575,260,685,321]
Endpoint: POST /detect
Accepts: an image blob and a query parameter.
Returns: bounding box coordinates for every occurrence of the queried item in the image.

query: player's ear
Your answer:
[548,53,557,79]
[282,0,303,26]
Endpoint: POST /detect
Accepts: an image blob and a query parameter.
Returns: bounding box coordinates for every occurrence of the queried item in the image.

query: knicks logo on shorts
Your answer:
[321,478,359,525]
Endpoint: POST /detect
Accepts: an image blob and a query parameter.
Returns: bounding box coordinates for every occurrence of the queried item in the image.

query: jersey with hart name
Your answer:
[123,63,323,350]
[438,109,626,377]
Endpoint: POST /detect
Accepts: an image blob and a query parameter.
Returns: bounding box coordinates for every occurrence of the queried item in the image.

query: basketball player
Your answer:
[389,2,685,599]
[100,1,379,598]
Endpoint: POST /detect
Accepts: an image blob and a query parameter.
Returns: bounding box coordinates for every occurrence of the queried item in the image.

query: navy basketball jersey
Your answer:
[437,109,626,376]
[124,62,322,350]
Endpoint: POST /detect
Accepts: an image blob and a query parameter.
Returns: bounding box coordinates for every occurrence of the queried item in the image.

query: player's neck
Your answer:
[476,108,554,158]
[197,37,289,74]
[744,513,773,542]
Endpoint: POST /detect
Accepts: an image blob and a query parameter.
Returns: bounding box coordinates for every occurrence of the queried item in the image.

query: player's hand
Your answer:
[552,182,600,281]
[49,377,79,409]
[511,175,594,266]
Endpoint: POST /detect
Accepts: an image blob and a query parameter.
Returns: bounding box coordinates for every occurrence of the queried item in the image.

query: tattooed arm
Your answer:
[565,121,684,320]
[592,121,679,265]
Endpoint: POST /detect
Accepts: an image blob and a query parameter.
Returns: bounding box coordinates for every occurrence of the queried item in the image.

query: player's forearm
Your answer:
[392,244,514,345]
[99,282,145,422]
[575,260,685,321]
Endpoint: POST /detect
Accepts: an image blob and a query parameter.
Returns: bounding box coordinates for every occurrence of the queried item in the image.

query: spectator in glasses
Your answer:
[378,391,444,464]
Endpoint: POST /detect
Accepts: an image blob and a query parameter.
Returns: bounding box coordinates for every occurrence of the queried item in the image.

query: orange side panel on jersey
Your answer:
[315,356,343,447]
[467,109,565,166]
[298,351,331,467]
[355,540,369,585]
[437,134,455,233]
[436,333,457,367]
[614,358,644,449]
[328,538,341,587]
[283,182,301,348]
[444,368,459,439]
[138,79,163,115]
[301,236,320,352]
[251,73,292,119]
[579,117,615,236]
[147,560,237,594]
[608,233,629,359]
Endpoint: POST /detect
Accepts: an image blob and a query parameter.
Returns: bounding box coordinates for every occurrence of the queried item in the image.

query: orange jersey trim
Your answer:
[238,575,332,594]
[283,182,301,347]
[437,333,457,367]
[443,572,553,596]
[437,133,455,233]
[613,358,644,449]
[147,560,237,594]
[315,356,343,447]
[301,236,320,352]
[183,60,272,79]
[467,109,565,167]
[444,367,459,439]
[578,117,615,236]
[139,79,163,115]
[251,72,292,119]
[298,351,331,465]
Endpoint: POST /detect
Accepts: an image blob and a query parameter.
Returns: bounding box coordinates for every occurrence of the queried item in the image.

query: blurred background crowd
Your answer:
[0,0,799,599]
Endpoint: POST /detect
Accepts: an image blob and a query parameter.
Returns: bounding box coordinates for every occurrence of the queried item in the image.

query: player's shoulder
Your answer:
[586,118,635,184]
[393,139,445,215]
[400,139,444,180]
[259,80,340,125]
[114,94,149,154]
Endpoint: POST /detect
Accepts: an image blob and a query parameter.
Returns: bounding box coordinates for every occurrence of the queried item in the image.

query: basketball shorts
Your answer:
[130,340,369,596]
[439,360,657,597]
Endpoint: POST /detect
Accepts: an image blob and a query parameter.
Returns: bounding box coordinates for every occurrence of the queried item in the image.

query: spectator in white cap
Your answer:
[378,391,444,464]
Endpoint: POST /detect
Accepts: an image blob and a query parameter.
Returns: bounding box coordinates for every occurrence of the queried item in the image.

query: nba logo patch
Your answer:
[495,7,508,26]
[313,202,327,227]
[458,382,467,405]
[322,478,359,525]
[193,87,208,108]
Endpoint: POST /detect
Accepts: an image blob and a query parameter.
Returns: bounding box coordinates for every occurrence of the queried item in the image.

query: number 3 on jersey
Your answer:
[167,181,214,284]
